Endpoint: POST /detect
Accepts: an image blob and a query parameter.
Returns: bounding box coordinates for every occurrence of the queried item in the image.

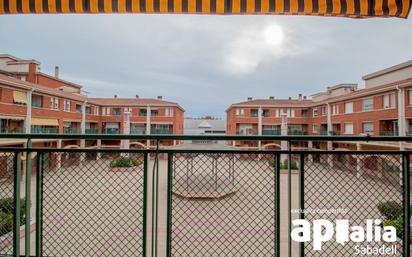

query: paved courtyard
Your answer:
[0,154,409,257]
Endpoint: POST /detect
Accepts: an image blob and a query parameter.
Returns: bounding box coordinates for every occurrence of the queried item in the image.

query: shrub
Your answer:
[110,157,143,168]
[383,218,404,238]
[377,201,403,220]
[0,198,26,237]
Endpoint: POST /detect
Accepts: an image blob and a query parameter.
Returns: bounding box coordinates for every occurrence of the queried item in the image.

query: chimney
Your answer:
[247,97,253,101]
[303,96,307,100]
[298,94,302,100]
[114,94,118,98]
[269,96,275,100]
[288,97,292,100]
[157,96,163,100]
[55,66,59,79]
[136,94,139,98]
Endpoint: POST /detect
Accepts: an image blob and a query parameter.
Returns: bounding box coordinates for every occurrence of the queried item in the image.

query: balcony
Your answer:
[288,130,308,135]
[320,130,340,135]
[0,127,24,134]
[380,130,398,136]
[262,130,281,135]
[104,128,120,134]
[85,128,99,134]
[31,127,58,134]
[131,128,146,135]
[63,127,81,134]
[151,128,172,134]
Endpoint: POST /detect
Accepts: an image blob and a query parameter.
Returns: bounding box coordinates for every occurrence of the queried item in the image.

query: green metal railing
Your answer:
[0,134,410,257]
[85,128,99,134]
[30,127,58,134]
[150,128,172,135]
[380,130,399,136]
[104,128,120,134]
[0,127,24,134]
[262,129,281,135]
[63,127,81,134]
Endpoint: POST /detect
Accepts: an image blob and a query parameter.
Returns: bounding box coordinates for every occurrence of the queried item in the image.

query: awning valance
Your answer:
[13,91,27,105]
[0,0,409,18]
[0,115,25,120]
[31,118,59,126]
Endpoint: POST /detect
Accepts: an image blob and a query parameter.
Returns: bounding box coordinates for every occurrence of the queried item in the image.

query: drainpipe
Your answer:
[25,89,33,133]
[80,101,86,155]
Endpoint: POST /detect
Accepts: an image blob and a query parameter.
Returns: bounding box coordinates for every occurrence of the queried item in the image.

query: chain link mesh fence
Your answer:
[0,152,15,256]
[169,153,278,257]
[303,153,404,257]
[41,151,146,257]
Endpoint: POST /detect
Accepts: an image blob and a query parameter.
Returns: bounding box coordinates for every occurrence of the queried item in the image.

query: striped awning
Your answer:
[31,118,59,126]
[13,90,27,105]
[0,0,409,18]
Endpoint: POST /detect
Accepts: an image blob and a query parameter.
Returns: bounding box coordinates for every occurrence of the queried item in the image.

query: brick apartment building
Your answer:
[0,54,184,151]
[227,59,412,151]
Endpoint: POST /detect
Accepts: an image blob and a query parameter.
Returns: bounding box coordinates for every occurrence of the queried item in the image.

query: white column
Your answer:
[258,106,262,150]
[398,87,406,136]
[281,114,288,162]
[25,89,33,133]
[122,111,131,150]
[146,105,151,148]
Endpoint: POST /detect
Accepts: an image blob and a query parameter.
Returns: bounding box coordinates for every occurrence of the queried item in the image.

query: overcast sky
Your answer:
[1,14,411,117]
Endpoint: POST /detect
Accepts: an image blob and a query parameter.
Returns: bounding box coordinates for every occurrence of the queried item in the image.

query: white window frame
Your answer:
[236,108,244,116]
[332,104,339,115]
[54,98,59,110]
[362,98,374,112]
[344,123,354,135]
[312,108,318,117]
[345,102,353,114]
[50,97,54,110]
[165,108,174,117]
[362,122,374,134]
[312,124,318,133]
[409,90,412,106]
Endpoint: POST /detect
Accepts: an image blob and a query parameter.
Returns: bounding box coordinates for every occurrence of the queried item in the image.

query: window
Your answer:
[312,108,318,117]
[236,108,244,116]
[312,124,318,133]
[301,109,308,117]
[151,110,158,117]
[362,98,373,111]
[409,90,412,105]
[50,97,54,109]
[139,109,147,116]
[345,102,353,114]
[50,97,59,110]
[85,106,91,115]
[112,108,121,116]
[383,93,396,109]
[63,100,71,112]
[250,109,259,117]
[321,106,327,116]
[124,107,132,114]
[165,108,174,117]
[32,95,43,108]
[275,109,280,117]
[344,123,354,135]
[363,122,374,134]
[94,106,99,115]
[332,104,339,115]
[262,109,270,117]
[76,104,82,113]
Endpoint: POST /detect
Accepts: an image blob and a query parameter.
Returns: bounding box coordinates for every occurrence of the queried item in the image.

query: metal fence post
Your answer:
[13,151,22,257]
[143,153,148,257]
[403,153,410,257]
[299,153,305,257]
[288,141,292,257]
[25,139,32,257]
[35,152,43,257]
[275,154,280,257]
[166,153,173,257]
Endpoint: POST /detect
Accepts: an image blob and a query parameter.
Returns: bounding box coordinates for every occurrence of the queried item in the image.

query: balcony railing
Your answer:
[287,130,308,135]
[104,128,120,134]
[0,127,24,134]
[150,128,172,134]
[31,127,58,134]
[0,134,410,257]
[262,130,281,135]
[63,127,81,134]
[131,129,146,135]
[380,131,399,136]
[85,128,99,134]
